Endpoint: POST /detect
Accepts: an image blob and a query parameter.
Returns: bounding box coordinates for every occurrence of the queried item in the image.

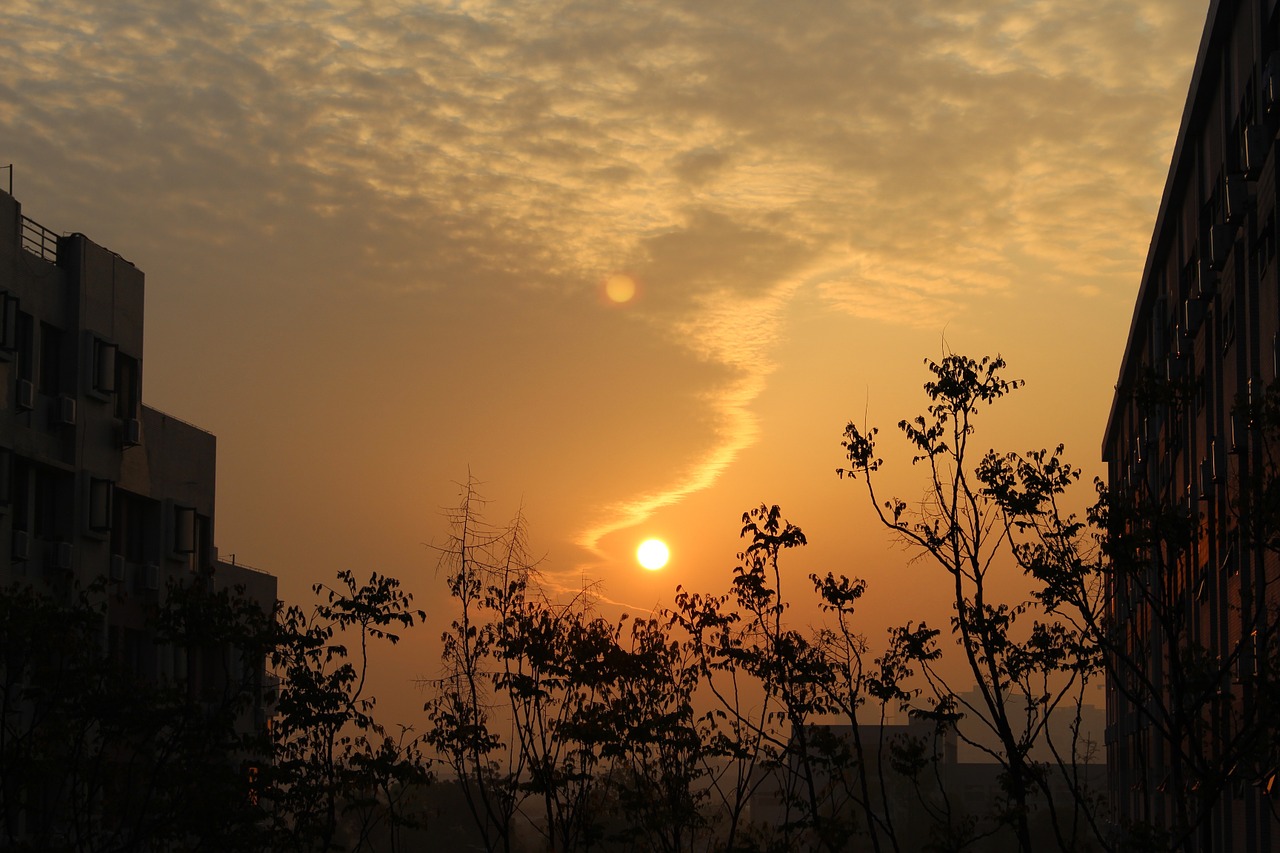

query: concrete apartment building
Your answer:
[0,186,275,703]
[1103,0,1280,849]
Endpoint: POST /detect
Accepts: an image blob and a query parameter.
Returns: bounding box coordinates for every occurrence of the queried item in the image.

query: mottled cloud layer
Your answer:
[0,0,1207,579]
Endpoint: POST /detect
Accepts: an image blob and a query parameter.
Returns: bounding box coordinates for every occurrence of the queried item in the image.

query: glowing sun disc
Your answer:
[637,539,669,570]
[605,274,636,303]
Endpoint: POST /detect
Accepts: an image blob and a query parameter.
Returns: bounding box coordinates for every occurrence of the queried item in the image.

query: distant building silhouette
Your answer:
[0,188,276,836]
[1104,1,1280,849]
[750,718,1106,852]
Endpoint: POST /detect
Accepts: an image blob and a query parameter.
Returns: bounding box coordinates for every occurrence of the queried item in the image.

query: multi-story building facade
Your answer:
[0,187,275,664]
[0,187,276,840]
[1103,1,1280,849]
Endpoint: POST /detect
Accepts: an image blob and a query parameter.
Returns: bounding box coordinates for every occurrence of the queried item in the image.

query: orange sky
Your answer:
[2,0,1208,724]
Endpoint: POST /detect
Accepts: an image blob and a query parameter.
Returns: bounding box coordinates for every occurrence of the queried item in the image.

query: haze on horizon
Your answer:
[1,0,1207,719]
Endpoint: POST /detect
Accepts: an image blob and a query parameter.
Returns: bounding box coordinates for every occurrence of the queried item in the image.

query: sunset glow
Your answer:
[0,0,1211,732]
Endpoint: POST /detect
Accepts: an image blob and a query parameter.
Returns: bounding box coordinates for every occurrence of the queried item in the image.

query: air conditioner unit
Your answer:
[12,530,29,561]
[110,553,125,581]
[144,563,160,591]
[15,379,33,411]
[56,394,76,426]
[122,417,141,447]
[53,540,72,570]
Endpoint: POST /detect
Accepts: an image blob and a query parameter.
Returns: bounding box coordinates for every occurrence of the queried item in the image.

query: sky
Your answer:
[2,0,1209,723]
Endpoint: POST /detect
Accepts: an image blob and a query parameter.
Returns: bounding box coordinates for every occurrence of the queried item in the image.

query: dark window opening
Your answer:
[115,354,140,420]
[38,323,61,396]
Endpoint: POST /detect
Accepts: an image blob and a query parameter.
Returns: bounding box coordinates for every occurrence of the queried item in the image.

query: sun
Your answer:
[636,538,669,571]
[605,274,636,303]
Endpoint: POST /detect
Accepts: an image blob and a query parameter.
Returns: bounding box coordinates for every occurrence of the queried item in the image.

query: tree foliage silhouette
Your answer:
[840,354,1106,853]
[266,569,429,853]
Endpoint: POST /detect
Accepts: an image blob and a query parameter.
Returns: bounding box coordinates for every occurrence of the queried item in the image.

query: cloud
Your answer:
[0,0,1208,575]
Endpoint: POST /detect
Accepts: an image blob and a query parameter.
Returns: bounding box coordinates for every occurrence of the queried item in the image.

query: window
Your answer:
[173,505,196,554]
[11,458,29,533]
[195,513,211,568]
[31,466,71,541]
[88,478,113,532]
[115,354,140,420]
[0,293,18,353]
[38,323,61,395]
[1222,297,1236,352]
[14,311,33,382]
[1183,254,1200,298]
[93,338,117,394]
[112,491,158,564]
[1254,210,1275,280]
[0,448,10,505]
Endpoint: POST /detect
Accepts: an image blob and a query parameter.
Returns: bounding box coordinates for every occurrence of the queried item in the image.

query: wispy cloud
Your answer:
[1,0,1207,578]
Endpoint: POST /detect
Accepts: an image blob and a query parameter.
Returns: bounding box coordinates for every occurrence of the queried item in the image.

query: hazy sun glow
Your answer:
[605,274,636,303]
[636,538,669,570]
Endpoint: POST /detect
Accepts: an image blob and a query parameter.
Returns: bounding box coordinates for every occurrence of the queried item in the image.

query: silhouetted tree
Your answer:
[265,569,428,853]
[427,481,704,853]
[674,504,879,853]
[425,482,529,852]
[839,354,1106,853]
[591,614,706,853]
[0,576,277,852]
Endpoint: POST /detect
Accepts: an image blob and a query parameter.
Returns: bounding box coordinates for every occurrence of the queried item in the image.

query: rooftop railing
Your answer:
[20,214,58,262]
[219,556,273,577]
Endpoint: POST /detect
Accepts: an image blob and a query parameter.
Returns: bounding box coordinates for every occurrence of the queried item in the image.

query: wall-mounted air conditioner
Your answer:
[144,563,161,591]
[110,553,125,581]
